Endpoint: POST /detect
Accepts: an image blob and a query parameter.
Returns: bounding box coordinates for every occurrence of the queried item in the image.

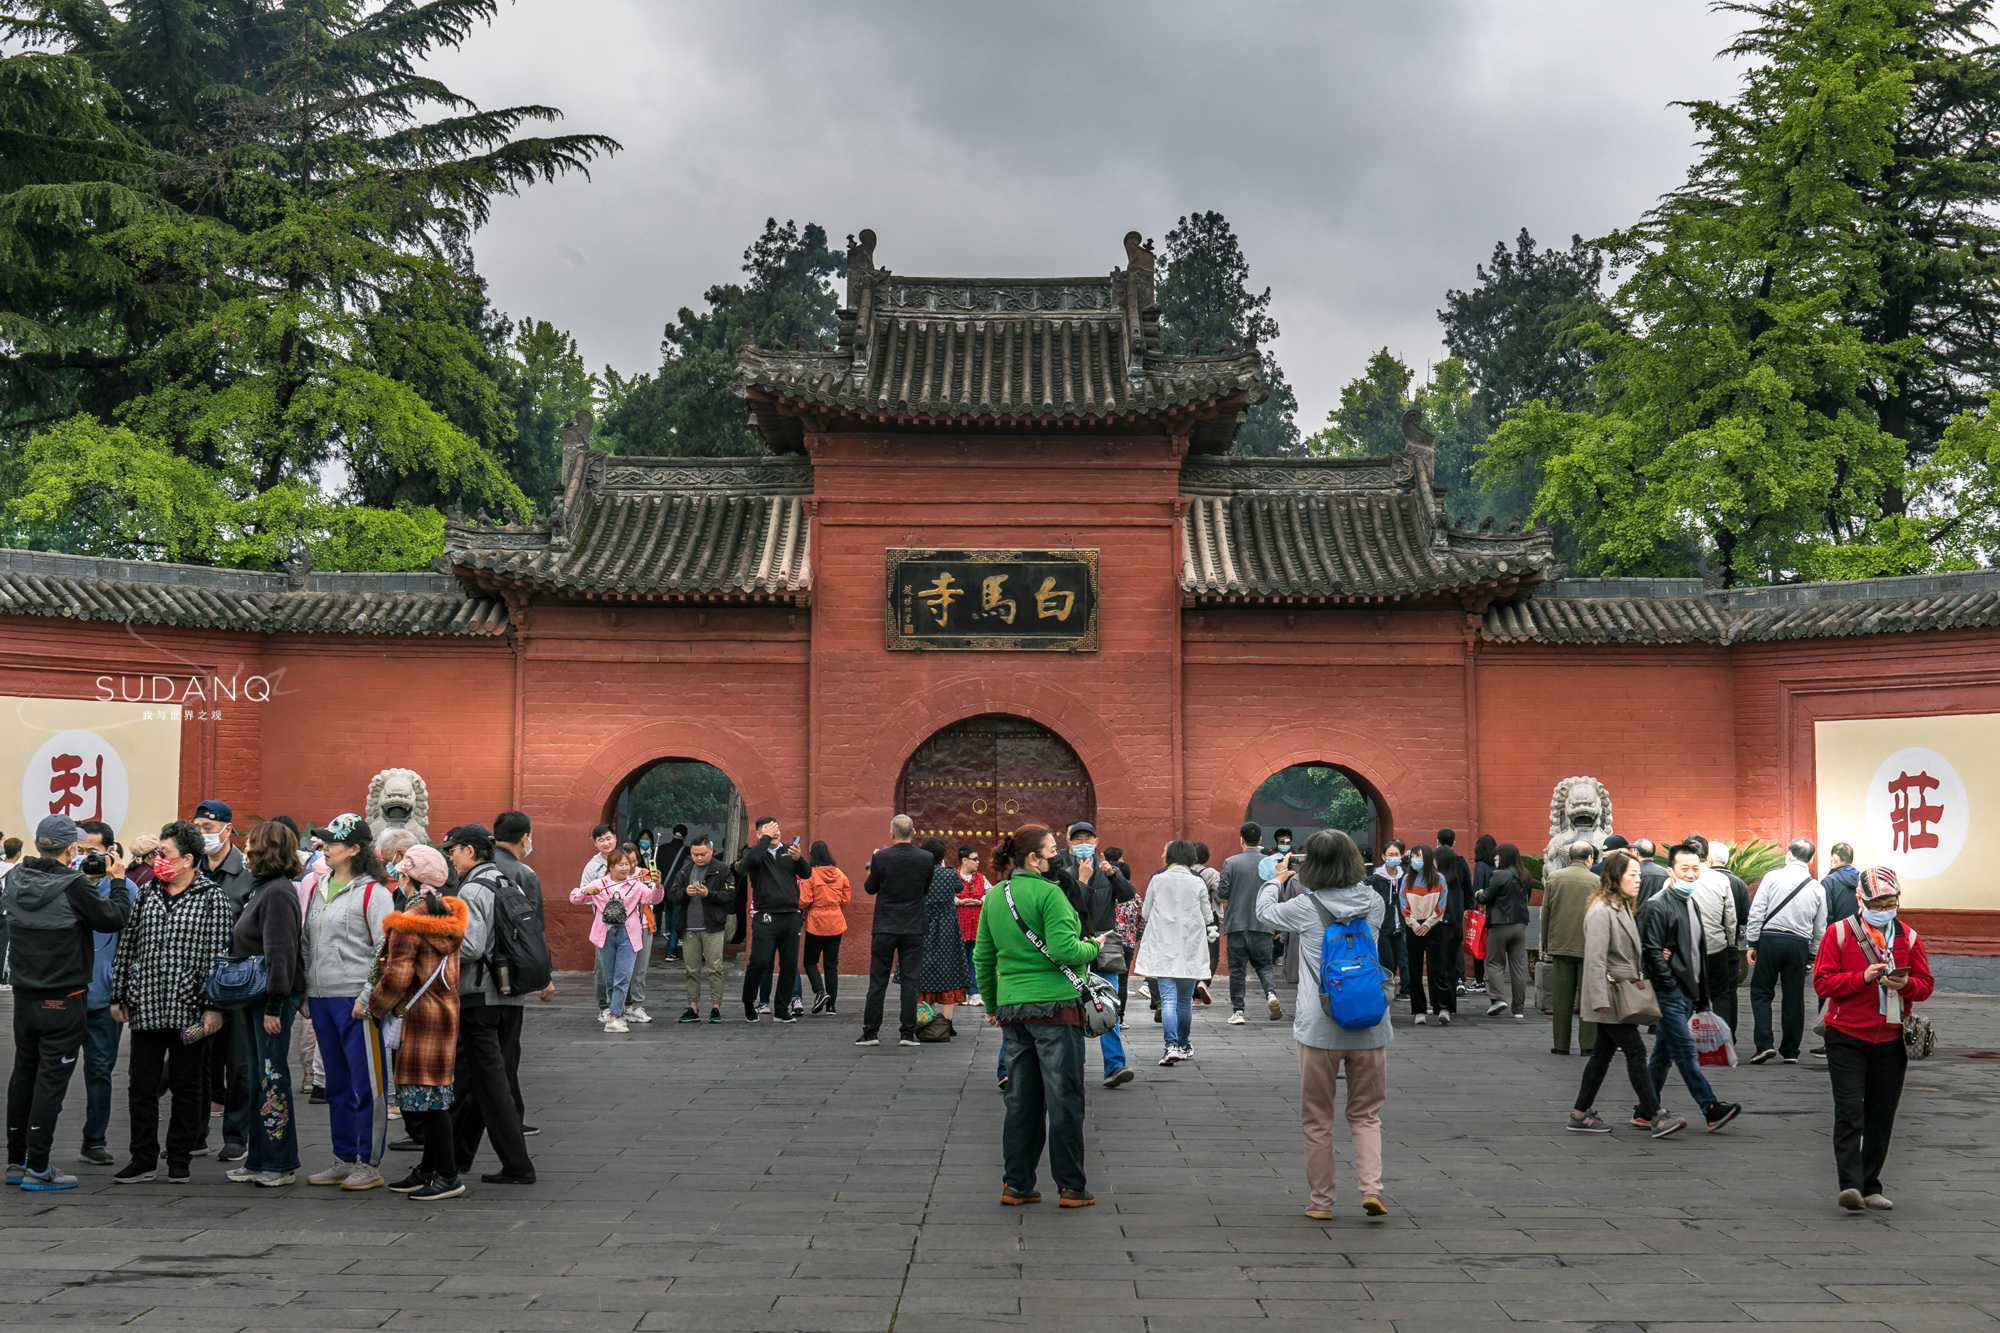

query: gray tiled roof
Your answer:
[1483,571,2000,644]
[0,549,508,636]
[445,454,813,601]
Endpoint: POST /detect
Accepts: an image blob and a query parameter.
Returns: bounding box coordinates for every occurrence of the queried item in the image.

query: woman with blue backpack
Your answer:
[1257,829,1392,1220]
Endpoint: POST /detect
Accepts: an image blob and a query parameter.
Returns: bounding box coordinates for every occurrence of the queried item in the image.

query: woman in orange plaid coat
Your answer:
[368,845,467,1201]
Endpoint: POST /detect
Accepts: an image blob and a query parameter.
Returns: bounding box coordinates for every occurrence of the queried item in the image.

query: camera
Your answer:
[79,851,108,877]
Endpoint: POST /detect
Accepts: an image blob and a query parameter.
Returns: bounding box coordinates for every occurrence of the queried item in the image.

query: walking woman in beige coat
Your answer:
[1569,852,1686,1138]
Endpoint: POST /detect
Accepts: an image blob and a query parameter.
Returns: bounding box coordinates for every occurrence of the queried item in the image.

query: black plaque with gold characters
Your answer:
[885,549,1099,652]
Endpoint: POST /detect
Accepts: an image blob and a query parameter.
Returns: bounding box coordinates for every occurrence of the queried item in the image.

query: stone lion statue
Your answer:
[366,768,431,848]
[1544,776,1613,867]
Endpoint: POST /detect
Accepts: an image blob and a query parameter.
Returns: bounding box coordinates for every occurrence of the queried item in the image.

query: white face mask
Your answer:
[202,832,225,857]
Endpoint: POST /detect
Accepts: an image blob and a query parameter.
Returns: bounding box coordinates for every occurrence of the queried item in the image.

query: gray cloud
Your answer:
[429,0,1742,428]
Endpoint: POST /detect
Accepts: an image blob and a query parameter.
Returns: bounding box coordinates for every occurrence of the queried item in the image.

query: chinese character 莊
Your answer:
[1886,769,1945,854]
[1033,576,1075,622]
[980,574,1017,624]
[917,572,963,628]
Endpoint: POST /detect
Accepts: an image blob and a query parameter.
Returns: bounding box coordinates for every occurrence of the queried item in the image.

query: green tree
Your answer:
[1,0,618,567]
[1306,348,1412,457]
[1154,210,1300,457]
[598,219,843,457]
[1482,0,1922,584]
[499,317,598,510]
[1439,230,1614,419]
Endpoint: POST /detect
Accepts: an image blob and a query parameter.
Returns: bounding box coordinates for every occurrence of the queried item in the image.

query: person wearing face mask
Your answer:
[1813,867,1933,1211]
[1064,823,1136,1086]
[1366,840,1409,1001]
[1744,838,1829,1066]
[189,798,256,1166]
[1399,845,1453,1025]
[299,813,394,1190]
[107,821,236,1184]
[371,845,470,1201]
[1636,844,1743,1133]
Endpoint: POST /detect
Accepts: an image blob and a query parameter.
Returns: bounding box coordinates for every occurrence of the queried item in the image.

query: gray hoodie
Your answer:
[1255,880,1393,1051]
[302,875,391,1001]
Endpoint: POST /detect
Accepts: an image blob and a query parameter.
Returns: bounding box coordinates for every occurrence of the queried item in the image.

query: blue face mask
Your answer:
[1383,855,1402,869]
[1671,876,1698,896]
[640,842,652,851]
[1861,906,1897,927]
[1409,856,1424,870]
[1072,843,1095,860]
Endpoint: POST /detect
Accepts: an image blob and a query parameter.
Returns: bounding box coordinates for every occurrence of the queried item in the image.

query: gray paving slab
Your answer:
[2,981,1996,1332]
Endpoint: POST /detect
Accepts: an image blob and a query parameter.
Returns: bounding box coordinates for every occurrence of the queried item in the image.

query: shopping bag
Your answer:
[1462,909,1488,961]
[1689,1008,1737,1067]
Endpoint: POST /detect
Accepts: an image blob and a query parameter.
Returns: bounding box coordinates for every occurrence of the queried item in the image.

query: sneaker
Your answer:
[1058,1188,1095,1208]
[166,1162,191,1183]
[1705,1102,1743,1133]
[1486,1000,1509,1016]
[410,1174,465,1201]
[597,1008,611,1023]
[1810,1046,1828,1059]
[1863,1193,1894,1210]
[1267,993,1284,1020]
[1000,1184,1041,1206]
[1783,1056,1799,1065]
[1228,1010,1247,1025]
[1515,1012,1528,1019]
[1650,1112,1689,1138]
[4,1163,21,1185]
[1158,1051,1178,1067]
[1304,1207,1334,1220]
[216,1143,244,1163]
[604,1017,629,1033]
[253,1171,296,1187]
[307,1160,354,1186]
[20,1166,78,1191]
[482,1171,536,1185]
[1749,1049,1777,1065]
[709,1009,722,1024]
[226,1165,260,1183]
[389,1136,422,1152]
[1362,1196,1388,1216]
[1103,1068,1135,1090]
[339,1162,384,1191]
[1629,1112,1655,1129]
[824,1004,837,1015]
[1413,1013,1427,1025]
[677,1007,700,1024]
[1566,1110,1612,1133]
[522,1126,539,1136]
[389,1167,431,1193]
[113,1162,157,1183]
[1838,1187,1865,1211]
[627,1006,653,1025]
[308,1085,327,1104]
[1194,981,1211,1005]
[1175,1044,1194,1061]
[76,1145,114,1166]
[1137,983,1152,1000]
[810,994,830,1015]
[855,1035,881,1047]
[1437,1011,1452,1026]
[188,1144,211,1156]
[774,1014,797,1025]
[898,1036,921,1047]
[965,994,982,1007]
[758,1002,773,1015]
[790,1000,806,1017]
[744,1003,760,1023]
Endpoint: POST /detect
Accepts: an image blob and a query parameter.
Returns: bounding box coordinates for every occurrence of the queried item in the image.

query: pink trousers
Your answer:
[1296,1043,1386,1207]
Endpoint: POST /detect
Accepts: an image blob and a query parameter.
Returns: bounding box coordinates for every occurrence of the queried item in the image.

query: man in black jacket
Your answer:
[492,812,552,1131]
[735,817,809,1024]
[3,815,131,1189]
[1637,844,1742,1133]
[859,815,932,1046]
[1434,829,1472,996]
[666,838,733,1022]
[1063,823,1136,1089]
[190,797,255,1164]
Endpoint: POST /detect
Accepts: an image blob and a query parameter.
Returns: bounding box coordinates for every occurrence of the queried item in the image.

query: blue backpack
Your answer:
[1310,897,1388,1029]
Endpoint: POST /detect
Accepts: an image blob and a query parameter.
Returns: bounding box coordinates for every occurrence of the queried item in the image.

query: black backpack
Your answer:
[472,864,552,996]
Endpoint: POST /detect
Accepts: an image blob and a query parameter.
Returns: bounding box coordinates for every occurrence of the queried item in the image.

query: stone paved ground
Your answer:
[3,976,1998,1332]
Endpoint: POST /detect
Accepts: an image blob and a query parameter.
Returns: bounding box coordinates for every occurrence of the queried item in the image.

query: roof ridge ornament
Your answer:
[1120,230,1155,384]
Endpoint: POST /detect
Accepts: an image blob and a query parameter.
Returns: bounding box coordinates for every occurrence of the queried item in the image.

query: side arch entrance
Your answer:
[896,714,1094,846]
[1247,763,1387,860]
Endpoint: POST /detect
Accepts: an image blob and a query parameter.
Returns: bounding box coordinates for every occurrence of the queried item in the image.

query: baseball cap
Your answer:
[442,823,495,853]
[314,812,370,845]
[1601,835,1630,852]
[36,814,82,848]
[194,798,232,823]
[1068,821,1096,837]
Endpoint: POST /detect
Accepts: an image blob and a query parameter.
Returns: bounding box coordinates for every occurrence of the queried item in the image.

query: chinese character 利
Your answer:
[1033,576,1075,621]
[1886,769,1945,854]
[917,572,963,628]
[48,752,103,821]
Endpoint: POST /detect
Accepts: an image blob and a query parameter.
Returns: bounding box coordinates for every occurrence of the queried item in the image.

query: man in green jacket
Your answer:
[975,823,1104,1209]
[1543,841,1599,1054]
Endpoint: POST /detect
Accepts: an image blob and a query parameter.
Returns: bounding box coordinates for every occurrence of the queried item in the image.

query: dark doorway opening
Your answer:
[1247,764,1382,859]
[896,714,1094,848]
[615,759,744,864]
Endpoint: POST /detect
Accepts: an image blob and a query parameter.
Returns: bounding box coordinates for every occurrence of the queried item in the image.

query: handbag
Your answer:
[205,953,269,1008]
[601,889,628,929]
[1094,934,1128,975]
[379,956,450,1052]
[1606,972,1661,1024]
[1002,880,1120,1038]
[1462,908,1488,961]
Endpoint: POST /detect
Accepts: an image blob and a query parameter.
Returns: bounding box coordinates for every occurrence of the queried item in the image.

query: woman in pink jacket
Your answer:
[570,844,663,1034]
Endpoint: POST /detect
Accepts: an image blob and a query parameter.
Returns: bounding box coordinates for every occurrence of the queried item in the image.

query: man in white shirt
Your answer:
[1686,836,1740,1035]
[1744,838,1827,1065]
[580,824,620,1022]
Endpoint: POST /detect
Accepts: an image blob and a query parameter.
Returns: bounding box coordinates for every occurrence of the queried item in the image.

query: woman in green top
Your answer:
[973,823,1108,1209]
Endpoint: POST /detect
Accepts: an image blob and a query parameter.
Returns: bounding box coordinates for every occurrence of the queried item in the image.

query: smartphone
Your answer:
[1887,967,1911,981]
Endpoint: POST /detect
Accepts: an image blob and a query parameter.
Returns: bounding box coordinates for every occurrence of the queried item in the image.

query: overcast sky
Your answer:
[428,1,1744,431]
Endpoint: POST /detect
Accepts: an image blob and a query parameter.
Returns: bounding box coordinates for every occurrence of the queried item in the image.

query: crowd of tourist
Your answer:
[0,804,1936,1218]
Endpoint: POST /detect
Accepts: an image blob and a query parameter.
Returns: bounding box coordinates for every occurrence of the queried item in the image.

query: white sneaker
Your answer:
[1227,1011,1247,1025]
[758,1003,773,1015]
[604,1017,629,1033]
[598,1008,611,1023]
[1486,1000,1509,1016]
[627,1006,652,1024]
[965,994,983,1007]
[1414,1013,1428,1025]
[1438,1011,1452,1026]
[225,1165,259,1183]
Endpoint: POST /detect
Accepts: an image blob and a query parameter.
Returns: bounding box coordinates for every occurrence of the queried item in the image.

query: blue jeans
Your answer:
[1648,989,1718,1113]
[1095,971,1125,1075]
[243,997,300,1174]
[598,929,635,1018]
[963,939,979,997]
[1157,977,1196,1050]
[82,1007,122,1149]
[1000,1022,1087,1195]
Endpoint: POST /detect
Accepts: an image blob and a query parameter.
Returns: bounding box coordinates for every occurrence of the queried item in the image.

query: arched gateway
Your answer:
[9,229,1998,968]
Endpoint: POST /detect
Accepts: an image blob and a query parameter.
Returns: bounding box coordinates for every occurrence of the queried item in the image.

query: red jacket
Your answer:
[1812,916,1934,1043]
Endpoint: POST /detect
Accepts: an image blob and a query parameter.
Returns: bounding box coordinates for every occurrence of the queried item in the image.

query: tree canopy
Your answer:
[1154,211,1301,457]
[0,0,616,569]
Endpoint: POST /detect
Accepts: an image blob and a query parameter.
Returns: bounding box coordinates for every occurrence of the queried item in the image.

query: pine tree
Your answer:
[1154,211,1300,457]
